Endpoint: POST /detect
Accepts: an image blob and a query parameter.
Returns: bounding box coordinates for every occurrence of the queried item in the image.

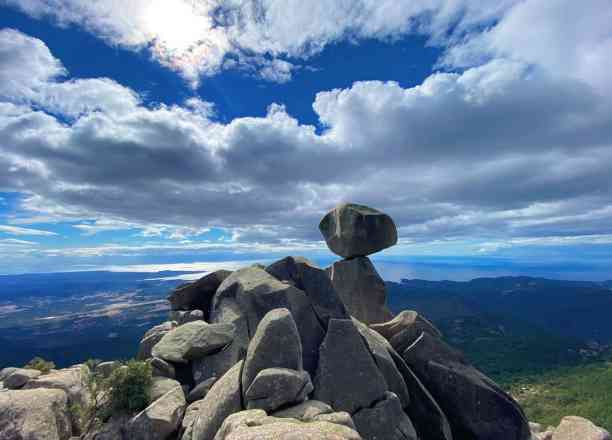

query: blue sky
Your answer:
[0,0,611,278]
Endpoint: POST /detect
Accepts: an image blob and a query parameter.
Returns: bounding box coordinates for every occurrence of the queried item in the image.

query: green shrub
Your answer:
[107,360,152,414]
[24,356,55,374]
[84,358,102,371]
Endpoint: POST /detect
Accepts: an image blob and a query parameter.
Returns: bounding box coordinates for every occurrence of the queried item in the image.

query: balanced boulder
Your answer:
[319,203,397,258]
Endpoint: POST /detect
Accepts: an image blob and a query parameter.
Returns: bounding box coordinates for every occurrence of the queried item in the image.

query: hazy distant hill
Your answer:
[387,276,612,377]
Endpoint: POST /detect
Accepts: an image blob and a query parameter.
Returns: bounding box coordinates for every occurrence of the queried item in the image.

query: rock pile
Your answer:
[2,203,608,440]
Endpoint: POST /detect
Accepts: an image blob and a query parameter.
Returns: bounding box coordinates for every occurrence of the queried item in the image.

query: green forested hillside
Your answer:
[504,362,612,432]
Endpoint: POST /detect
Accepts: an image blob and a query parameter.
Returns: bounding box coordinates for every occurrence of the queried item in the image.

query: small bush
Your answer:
[107,360,152,414]
[84,358,102,371]
[24,356,55,374]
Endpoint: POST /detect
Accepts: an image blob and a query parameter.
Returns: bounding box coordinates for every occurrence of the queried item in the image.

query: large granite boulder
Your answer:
[152,320,235,364]
[215,409,362,440]
[242,308,303,393]
[352,318,410,409]
[327,256,393,324]
[0,388,72,440]
[401,332,530,440]
[4,368,42,389]
[192,361,244,440]
[553,416,611,440]
[352,391,418,440]
[388,348,453,440]
[214,266,324,375]
[265,256,348,324]
[319,203,397,258]
[313,318,387,414]
[137,321,176,360]
[127,385,186,440]
[169,270,232,316]
[244,368,313,412]
[23,365,91,434]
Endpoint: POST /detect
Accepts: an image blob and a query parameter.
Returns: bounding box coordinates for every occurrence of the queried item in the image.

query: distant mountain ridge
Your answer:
[390,276,612,343]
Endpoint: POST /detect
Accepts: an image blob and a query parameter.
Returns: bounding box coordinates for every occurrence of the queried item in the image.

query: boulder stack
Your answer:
[321,203,396,324]
[1,202,544,440]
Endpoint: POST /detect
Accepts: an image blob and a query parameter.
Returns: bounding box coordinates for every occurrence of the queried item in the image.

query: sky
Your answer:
[0,0,611,278]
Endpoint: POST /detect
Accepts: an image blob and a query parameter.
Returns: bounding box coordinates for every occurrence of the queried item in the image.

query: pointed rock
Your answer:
[352,317,411,409]
[388,348,453,440]
[327,256,393,324]
[402,332,530,440]
[241,308,303,393]
[370,310,442,354]
[313,318,387,414]
[319,203,398,258]
[216,265,325,375]
[266,256,348,324]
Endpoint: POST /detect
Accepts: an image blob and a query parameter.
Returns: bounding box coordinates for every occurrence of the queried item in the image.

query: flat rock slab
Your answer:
[245,367,313,412]
[319,203,397,258]
[0,388,72,440]
[313,318,387,414]
[152,320,235,364]
[216,409,362,440]
[327,256,393,325]
[402,332,531,440]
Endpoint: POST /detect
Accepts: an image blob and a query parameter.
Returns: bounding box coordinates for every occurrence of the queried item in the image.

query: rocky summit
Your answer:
[1,203,610,440]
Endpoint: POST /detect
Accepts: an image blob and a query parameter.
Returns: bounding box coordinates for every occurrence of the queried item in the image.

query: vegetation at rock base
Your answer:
[73,359,153,436]
[107,360,153,414]
[23,356,56,374]
[504,361,612,432]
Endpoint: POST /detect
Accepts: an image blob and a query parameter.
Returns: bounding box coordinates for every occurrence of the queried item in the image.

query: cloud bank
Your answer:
[0,0,611,267]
